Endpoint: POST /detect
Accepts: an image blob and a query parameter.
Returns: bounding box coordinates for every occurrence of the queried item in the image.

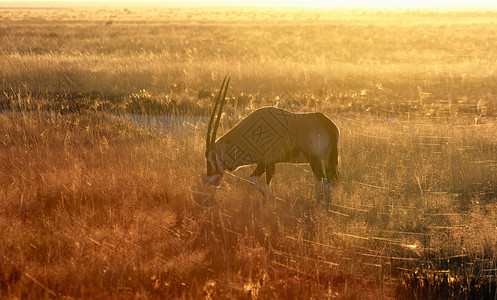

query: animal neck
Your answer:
[208,150,225,174]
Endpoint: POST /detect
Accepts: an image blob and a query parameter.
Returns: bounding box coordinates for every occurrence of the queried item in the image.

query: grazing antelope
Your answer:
[205,77,339,199]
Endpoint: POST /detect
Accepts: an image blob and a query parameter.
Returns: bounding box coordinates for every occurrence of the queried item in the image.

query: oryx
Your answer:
[205,77,339,199]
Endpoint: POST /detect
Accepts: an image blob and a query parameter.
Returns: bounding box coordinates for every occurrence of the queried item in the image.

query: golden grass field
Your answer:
[1,5,497,299]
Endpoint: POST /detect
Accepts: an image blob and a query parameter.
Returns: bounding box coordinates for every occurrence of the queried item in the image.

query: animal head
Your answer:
[204,76,230,186]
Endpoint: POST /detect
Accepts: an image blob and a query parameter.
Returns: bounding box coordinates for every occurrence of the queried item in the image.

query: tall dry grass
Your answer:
[2,93,497,298]
[1,7,497,108]
[1,6,497,299]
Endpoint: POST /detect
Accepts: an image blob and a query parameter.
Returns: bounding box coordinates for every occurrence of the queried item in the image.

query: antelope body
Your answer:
[205,77,339,197]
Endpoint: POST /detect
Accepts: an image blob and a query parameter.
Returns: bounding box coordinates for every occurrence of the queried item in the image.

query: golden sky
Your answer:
[1,0,497,8]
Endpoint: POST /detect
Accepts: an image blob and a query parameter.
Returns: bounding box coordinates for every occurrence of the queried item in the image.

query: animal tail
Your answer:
[326,121,339,181]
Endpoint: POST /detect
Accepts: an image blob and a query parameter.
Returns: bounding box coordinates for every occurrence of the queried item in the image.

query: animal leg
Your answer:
[249,163,270,197]
[265,163,275,185]
[263,163,275,198]
[316,179,332,204]
[308,155,332,203]
[326,145,339,182]
[248,163,275,198]
[249,163,266,183]
[308,155,326,180]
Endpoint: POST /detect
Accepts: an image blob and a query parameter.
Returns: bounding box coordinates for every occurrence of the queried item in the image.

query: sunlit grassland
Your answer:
[2,8,497,103]
[1,6,497,299]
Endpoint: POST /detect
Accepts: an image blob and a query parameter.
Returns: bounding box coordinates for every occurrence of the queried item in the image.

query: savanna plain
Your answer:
[1,5,497,299]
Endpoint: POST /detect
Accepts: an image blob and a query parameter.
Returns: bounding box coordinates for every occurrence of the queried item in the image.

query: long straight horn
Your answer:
[206,76,227,152]
[210,76,230,148]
